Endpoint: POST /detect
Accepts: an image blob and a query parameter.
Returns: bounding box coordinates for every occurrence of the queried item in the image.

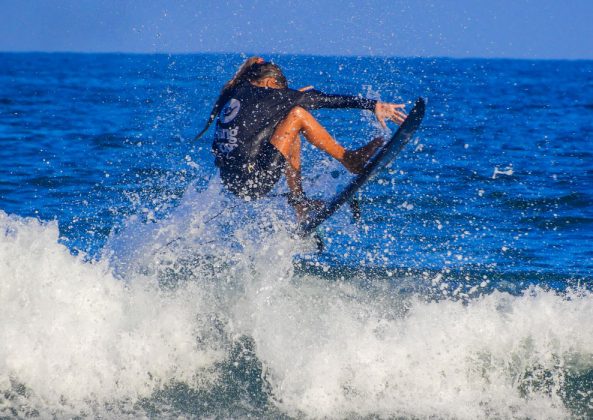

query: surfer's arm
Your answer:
[298,90,377,110]
[298,90,407,126]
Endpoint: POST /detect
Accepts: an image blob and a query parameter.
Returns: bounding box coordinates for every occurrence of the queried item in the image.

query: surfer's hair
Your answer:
[221,56,264,93]
[223,58,288,92]
[194,57,287,141]
[243,62,288,88]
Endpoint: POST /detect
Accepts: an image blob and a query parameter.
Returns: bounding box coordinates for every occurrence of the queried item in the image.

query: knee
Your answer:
[288,106,310,120]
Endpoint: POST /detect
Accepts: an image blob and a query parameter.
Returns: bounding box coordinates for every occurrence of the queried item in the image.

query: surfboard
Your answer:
[298,97,426,236]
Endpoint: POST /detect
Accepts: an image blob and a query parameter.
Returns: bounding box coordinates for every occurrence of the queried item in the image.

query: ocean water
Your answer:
[0,52,592,418]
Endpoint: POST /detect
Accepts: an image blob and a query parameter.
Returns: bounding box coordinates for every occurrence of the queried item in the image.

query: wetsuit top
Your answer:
[212,81,377,198]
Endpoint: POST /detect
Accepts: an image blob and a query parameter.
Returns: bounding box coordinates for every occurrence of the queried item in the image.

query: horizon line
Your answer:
[1,50,592,63]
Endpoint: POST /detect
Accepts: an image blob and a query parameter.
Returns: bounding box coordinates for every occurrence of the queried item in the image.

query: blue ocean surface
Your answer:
[0,52,592,418]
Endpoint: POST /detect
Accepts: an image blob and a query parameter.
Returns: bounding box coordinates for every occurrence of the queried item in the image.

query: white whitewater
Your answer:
[1,181,592,418]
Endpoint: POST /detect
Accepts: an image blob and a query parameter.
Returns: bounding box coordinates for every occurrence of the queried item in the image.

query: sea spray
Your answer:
[232,265,593,418]
[2,178,593,418]
[0,211,223,417]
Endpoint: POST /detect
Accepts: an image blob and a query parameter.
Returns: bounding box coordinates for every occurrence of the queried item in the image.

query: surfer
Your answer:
[195,57,407,219]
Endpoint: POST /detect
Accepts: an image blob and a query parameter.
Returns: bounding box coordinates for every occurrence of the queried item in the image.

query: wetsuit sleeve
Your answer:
[297,89,377,111]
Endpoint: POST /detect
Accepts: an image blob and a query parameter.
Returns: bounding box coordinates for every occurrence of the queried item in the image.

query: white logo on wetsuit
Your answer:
[220,98,241,123]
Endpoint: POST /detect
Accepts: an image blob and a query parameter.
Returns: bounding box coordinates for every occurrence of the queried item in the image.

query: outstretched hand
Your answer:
[374,102,407,128]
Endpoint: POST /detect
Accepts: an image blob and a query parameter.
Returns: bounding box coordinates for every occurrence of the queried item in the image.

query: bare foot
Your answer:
[342,137,384,174]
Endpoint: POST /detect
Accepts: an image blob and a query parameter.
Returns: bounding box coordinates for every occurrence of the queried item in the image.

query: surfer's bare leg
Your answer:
[283,132,303,197]
[270,106,382,219]
[282,135,309,219]
[270,106,383,174]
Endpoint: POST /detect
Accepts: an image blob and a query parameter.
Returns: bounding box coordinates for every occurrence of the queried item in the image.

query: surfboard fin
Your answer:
[312,229,325,252]
[348,198,361,222]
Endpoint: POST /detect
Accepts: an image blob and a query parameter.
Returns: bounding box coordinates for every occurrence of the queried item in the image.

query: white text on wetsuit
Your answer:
[215,126,239,154]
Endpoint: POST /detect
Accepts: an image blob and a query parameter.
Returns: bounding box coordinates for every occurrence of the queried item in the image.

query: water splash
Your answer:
[1,181,592,418]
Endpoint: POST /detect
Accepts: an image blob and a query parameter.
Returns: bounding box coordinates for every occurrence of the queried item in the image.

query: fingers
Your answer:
[386,114,405,125]
[375,102,408,127]
[391,110,407,124]
[382,110,406,125]
[298,85,314,92]
[383,103,406,111]
[388,104,407,115]
[387,105,407,124]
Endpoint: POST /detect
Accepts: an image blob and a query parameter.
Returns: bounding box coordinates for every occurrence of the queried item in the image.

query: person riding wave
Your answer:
[195,57,407,220]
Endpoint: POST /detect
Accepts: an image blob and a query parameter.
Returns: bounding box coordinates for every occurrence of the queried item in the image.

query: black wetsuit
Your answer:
[212,82,377,199]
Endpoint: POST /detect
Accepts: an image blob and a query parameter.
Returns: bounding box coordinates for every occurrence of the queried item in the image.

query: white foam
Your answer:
[236,271,593,418]
[0,211,223,416]
[1,181,592,418]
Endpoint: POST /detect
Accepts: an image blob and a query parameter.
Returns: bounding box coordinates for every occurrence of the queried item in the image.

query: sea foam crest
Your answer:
[0,211,222,415]
[1,193,593,418]
[240,272,593,418]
